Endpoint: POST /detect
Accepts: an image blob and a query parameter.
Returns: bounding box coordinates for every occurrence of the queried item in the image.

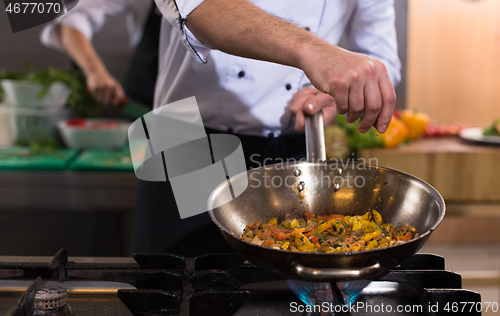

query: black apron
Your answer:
[122,4,162,107]
[130,129,306,257]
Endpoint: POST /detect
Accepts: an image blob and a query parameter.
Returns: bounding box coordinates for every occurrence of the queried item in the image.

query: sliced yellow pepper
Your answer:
[352,219,363,231]
[295,230,314,251]
[281,241,290,250]
[305,219,336,237]
[372,210,382,224]
[360,221,377,233]
[363,230,382,241]
[268,217,278,225]
[366,240,379,250]
[289,219,299,229]
[362,211,372,221]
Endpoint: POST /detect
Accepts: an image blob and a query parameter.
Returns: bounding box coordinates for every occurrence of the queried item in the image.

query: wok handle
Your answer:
[292,261,382,280]
[305,112,326,162]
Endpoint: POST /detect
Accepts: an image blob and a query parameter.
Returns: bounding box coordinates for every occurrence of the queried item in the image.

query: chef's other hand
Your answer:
[87,70,125,106]
[289,87,337,132]
[300,46,396,134]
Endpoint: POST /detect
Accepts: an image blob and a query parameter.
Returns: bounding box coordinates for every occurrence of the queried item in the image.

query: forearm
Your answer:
[57,25,125,105]
[185,0,333,70]
[58,25,109,78]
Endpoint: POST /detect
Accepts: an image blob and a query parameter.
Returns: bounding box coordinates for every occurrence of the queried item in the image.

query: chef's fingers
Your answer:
[346,80,365,124]
[289,92,314,113]
[111,85,126,106]
[332,83,349,115]
[292,87,318,102]
[92,87,106,105]
[357,79,382,133]
[102,88,114,106]
[303,93,335,115]
[294,109,306,132]
[297,93,335,131]
[375,73,397,134]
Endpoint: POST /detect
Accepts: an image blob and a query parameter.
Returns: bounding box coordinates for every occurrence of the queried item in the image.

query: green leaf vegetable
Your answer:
[0,65,104,117]
[335,114,383,151]
[483,119,500,137]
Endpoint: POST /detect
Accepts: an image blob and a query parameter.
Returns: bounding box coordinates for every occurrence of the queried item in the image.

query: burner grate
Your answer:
[0,251,483,316]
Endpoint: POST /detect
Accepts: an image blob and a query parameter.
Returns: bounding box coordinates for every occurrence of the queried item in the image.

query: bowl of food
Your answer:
[1,79,70,110]
[58,118,131,150]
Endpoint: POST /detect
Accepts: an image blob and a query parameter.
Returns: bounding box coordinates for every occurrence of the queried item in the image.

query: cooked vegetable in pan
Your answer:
[240,211,418,253]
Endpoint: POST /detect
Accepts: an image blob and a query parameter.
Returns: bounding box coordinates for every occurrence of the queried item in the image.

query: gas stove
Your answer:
[0,249,481,315]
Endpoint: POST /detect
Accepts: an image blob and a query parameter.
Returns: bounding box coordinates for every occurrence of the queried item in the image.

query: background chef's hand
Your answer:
[299,45,396,134]
[86,70,125,106]
[289,86,337,132]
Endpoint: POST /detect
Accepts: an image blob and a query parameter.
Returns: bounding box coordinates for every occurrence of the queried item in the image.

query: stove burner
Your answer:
[0,251,483,316]
[33,287,74,316]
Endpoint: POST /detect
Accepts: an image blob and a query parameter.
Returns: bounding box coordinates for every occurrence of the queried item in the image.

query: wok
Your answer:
[207,113,445,281]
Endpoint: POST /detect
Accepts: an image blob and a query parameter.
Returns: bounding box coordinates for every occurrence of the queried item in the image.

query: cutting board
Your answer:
[69,148,133,172]
[0,147,78,171]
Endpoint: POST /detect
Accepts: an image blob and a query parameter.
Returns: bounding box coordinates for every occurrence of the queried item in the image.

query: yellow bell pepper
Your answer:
[268,217,278,225]
[377,116,409,148]
[295,230,314,251]
[400,110,430,140]
[289,219,299,229]
[305,219,336,237]
[363,230,382,241]
[365,240,379,250]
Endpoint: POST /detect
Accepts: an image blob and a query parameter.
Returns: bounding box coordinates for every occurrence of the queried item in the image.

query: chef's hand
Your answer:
[299,46,396,134]
[87,70,125,106]
[289,87,337,132]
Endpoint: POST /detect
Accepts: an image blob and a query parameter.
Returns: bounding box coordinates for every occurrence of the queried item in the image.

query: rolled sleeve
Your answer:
[345,0,401,86]
[155,0,210,63]
[40,13,94,51]
[40,0,135,51]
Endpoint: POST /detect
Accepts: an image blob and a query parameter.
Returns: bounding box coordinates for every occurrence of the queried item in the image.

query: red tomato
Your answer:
[66,118,86,128]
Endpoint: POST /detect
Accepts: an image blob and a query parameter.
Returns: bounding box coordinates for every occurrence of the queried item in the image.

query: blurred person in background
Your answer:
[41,0,163,107]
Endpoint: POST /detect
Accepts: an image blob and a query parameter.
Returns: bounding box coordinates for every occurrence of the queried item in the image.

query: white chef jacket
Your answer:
[154,0,401,137]
[40,0,154,51]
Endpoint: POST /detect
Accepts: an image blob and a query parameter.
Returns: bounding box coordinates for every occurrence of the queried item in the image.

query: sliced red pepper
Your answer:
[309,236,319,245]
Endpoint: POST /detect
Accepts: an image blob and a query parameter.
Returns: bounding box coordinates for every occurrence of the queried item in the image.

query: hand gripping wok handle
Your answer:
[305,112,326,162]
[292,261,382,280]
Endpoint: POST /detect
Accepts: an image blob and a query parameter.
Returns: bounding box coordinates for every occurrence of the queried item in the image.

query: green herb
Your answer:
[0,64,104,117]
[483,119,500,137]
[336,114,383,152]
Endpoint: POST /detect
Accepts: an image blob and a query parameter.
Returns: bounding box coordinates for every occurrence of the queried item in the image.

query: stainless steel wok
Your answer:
[207,113,445,281]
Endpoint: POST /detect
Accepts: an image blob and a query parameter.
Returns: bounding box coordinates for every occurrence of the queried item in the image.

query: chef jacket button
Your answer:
[304,26,311,32]
[238,71,245,78]
[286,83,292,90]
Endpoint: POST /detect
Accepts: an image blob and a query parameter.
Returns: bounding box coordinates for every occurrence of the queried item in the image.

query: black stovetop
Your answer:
[0,249,482,316]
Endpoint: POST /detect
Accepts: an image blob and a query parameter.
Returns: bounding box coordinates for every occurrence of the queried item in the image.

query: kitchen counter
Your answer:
[359,137,500,243]
[359,137,500,202]
[0,172,139,256]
